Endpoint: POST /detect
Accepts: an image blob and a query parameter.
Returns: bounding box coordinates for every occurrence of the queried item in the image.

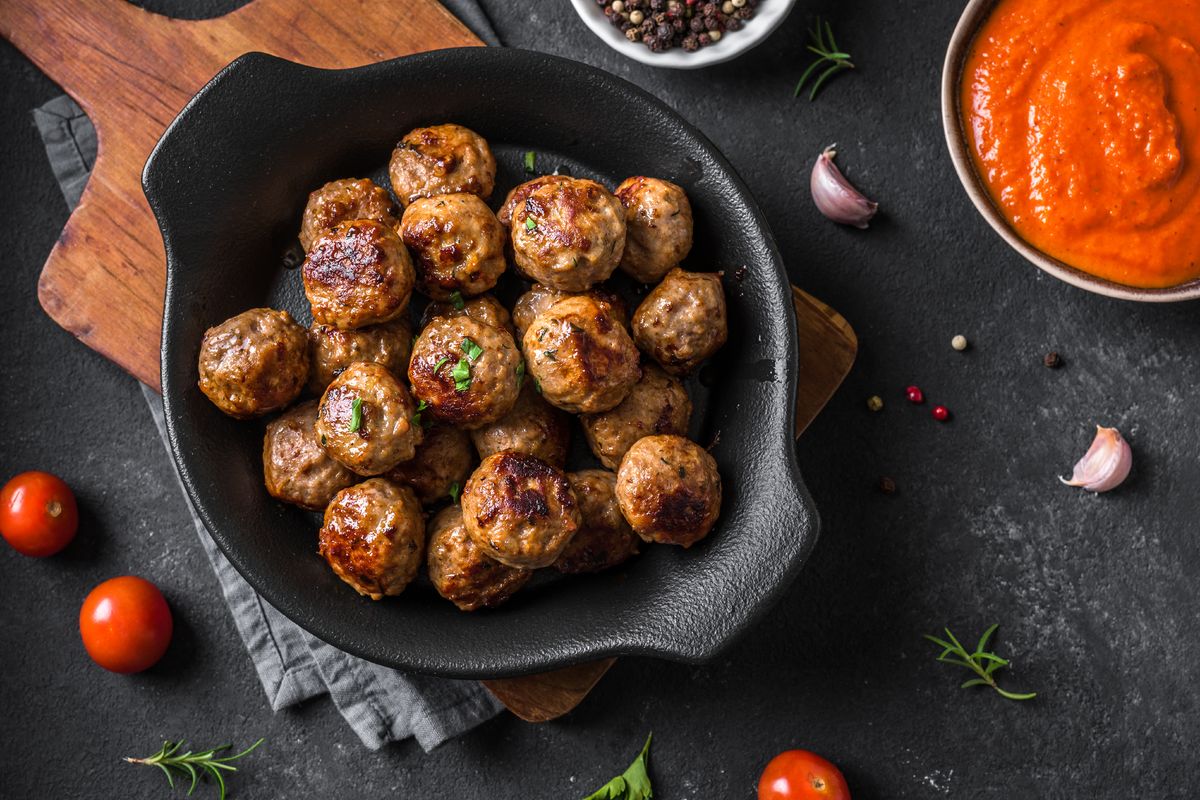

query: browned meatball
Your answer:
[262,400,356,511]
[497,174,573,229]
[522,295,640,414]
[469,384,570,467]
[615,435,721,548]
[554,470,639,574]
[197,308,309,419]
[298,178,398,253]
[581,364,691,470]
[509,177,626,291]
[400,193,506,300]
[511,283,628,340]
[307,317,412,395]
[421,293,514,335]
[426,505,532,611]
[318,478,425,599]
[615,176,693,284]
[631,267,728,375]
[386,423,475,505]
[302,219,415,330]
[460,452,582,568]
[408,315,521,429]
[388,124,496,207]
[316,362,422,476]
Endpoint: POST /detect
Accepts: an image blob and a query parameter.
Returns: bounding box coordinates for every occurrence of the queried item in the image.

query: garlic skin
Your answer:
[1060,426,1132,493]
[810,146,879,229]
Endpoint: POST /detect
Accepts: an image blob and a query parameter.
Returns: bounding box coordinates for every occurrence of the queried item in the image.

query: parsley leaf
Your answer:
[450,291,465,310]
[582,734,653,800]
[433,356,449,373]
[534,377,543,394]
[452,358,472,392]
[516,360,526,390]
[448,482,462,504]
[523,150,537,174]
[411,399,430,428]
[461,337,483,362]
[348,398,363,433]
[524,216,537,232]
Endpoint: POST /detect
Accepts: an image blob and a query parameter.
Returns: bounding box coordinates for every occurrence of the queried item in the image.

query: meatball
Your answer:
[615,176,693,284]
[318,478,425,599]
[554,470,639,574]
[388,123,496,207]
[408,315,521,429]
[197,308,309,419]
[302,219,415,330]
[460,451,581,569]
[631,267,728,375]
[522,294,641,414]
[581,364,691,470]
[496,174,573,229]
[298,178,398,253]
[307,317,412,395]
[509,177,626,292]
[316,362,423,476]
[400,193,506,300]
[511,283,627,340]
[262,400,356,511]
[421,293,514,335]
[615,435,721,548]
[386,423,475,505]
[469,384,571,467]
[427,505,532,611]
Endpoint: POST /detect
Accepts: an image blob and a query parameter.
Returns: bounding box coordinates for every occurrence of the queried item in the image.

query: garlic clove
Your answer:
[810,146,879,229]
[1060,426,1132,493]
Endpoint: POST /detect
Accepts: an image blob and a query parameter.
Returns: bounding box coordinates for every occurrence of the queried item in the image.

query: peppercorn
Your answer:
[866,395,884,412]
[1044,351,1062,368]
[951,334,968,351]
[626,27,642,41]
[734,6,754,19]
[932,405,950,422]
[612,0,625,10]
[722,0,734,13]
[878,476,897,494]
[697,31,712,45]
[726,17,742,30]
[672,16,686,32]
[905,385,924,404]
[630,9,645,22]
[708,29,722,40]
[682,33,700,50]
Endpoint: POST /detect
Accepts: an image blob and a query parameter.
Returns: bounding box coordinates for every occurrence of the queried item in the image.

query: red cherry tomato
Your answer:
[758,750,851,800]
[0,471,79,557]
[79,576,173,673]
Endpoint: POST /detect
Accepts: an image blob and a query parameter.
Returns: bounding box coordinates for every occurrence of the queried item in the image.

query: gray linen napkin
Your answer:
[31,0,505,751]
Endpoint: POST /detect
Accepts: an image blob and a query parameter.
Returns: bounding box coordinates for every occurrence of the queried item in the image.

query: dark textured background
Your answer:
[2,1,1196,797]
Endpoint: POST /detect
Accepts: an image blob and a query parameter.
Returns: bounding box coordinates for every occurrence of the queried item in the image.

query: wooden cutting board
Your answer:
[1,0,858,722]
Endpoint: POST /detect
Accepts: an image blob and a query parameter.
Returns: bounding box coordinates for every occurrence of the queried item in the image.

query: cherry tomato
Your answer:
[79,576,173,673]
[0,471,79,557]
[758,750,851,800]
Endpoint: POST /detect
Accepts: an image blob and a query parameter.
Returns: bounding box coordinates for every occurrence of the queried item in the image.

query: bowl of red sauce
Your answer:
[943,0,1200,301]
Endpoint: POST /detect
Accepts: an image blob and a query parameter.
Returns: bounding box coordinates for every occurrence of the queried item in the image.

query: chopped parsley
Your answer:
[461,337,483,361]
[348,398,363,433]
[524,216,537,232]
[516,360,526,389]
[452,358,472,391]
[433,356,449,373]
[543,349,558,361]
[449,291,465,310]
[534,377,543,394]
[523,150,537,174]
[448,482,462,504]
[411,399,430,428]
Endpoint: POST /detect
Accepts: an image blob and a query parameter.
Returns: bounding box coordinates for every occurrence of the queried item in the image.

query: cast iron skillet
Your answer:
[147,47,818,679]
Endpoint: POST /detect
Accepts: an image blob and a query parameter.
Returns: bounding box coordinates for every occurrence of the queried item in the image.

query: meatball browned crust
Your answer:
[262,401,356,511]
[299,178,398,253]
[198,308,309,419]
[469,384,571,467]
[316,362,423,476]
[554,470,639,574]
[631,267,728,376]
[427,505,532,611]
[615,435,722,548]
[581,364,691,470]
[408,315,522,429]
[318,478,425,600]
[303,219,415,330]
[511,283,628,341]
[615,176,693,284]
[422,293,514,335]
[388,124,496,207]
[400,193,506,300]
[497,174,572,229]
[522,294,641,414]
[460,451,582,569]
[386,424,475,505]
[509,177,626,292]
[307,317,412,395]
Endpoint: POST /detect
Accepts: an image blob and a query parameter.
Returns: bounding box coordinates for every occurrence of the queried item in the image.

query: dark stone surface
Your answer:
[1,1,1195,797]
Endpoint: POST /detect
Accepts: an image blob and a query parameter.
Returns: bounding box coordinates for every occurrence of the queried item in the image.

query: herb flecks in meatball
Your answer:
[631,267,728,376]
[299,178,398,253]
[197,307,309,419]
[401,193,506,300]
[409,315,521,429]
[555,469,639,574]
[389,124,496,207]
[582,364,691,470]
[307,317,412,395]
[427,505,531,611]
[615,435,722,548]
[263,400,356,511]
[319,478,425,600]
[303,219,415,330]
[316,362,422,476]
[616,176,694,284]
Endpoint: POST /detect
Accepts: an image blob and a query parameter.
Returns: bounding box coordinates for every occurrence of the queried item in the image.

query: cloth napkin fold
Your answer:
[31,0,506,751]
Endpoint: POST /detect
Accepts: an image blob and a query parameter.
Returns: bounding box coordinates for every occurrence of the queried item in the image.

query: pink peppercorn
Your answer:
[932,405,950,422]
[905,385,924,404]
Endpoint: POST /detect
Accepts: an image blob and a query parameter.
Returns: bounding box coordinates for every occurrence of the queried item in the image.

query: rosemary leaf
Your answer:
[924,624,1037,702]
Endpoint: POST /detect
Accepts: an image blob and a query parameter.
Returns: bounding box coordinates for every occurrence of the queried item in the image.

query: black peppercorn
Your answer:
[725,17,742,30]
[1044,351,1063,369]
[682,33,700,50]
[626,27,642,41]
[734,6,753,19]
[878,476,897,495]
[697,31,712,45]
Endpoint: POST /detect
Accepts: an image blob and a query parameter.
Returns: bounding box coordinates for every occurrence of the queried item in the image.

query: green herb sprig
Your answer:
[794,18,855,101]
[925,624,1037,701]
[583,733,653,800]
[452,337,484,392]
[411,399,430,428]
[449,482,462,504]
[523,150,537,174]
[348,398,363,433]
[449,291,466,310]
[124,738,264,800]
[516,360,526,390]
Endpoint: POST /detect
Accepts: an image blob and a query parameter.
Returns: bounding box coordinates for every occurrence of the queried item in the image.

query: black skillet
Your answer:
[146,47,819,679]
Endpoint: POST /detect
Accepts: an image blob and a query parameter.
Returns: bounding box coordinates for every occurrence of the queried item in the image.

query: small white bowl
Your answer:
[569,0,797,69]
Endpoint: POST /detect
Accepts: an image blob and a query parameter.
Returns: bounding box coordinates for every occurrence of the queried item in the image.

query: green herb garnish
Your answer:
[124,738,264,800]
[794,18,855,101]
[543,349,558,360]
[534,377,543,394]
[450,291,465,310]
[433,356,450,373]
[524,216,537,232]
[516,360,526,390]
[523,150,537,174]
[461,337,483,362]
[348,398,363,433]
[924,624,1037,701]
[448,482,462,504]
[411,399,430,428]
[452,358,472,392]
[583,733,653,800]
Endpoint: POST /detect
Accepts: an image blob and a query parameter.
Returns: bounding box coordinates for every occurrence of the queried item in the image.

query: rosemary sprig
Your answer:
[125,738,264,800]
[924,624,1037,701]
[794,18,854,101]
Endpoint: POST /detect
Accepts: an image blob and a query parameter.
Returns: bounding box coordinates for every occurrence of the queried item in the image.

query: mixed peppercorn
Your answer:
[597,0,760,53]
